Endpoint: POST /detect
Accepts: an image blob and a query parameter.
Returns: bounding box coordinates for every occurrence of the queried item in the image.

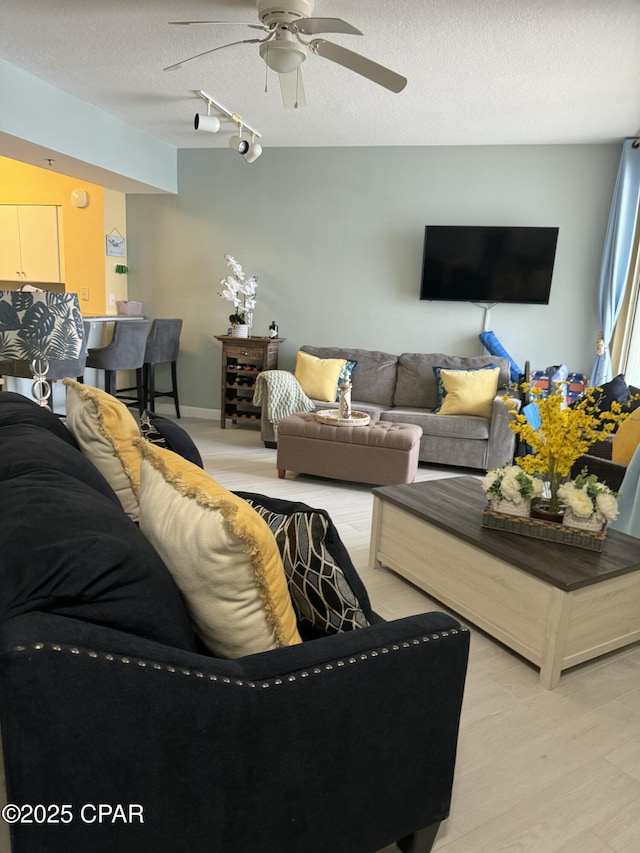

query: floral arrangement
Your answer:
[504,383,633,514]
[218,254,258,325]
[558,468,619,524]
[482,464,543,505]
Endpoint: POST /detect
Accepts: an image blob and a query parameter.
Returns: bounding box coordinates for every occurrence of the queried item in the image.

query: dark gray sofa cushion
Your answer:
[301,345,399,407]
[0,423,121,504]
[0,391,79,448]
[394,353,511,409]
[0,468,198,651]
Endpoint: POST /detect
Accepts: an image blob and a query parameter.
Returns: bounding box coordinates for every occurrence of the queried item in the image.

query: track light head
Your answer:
[243,141,263,163]
[229,134,250,155]
[194,113,220,132]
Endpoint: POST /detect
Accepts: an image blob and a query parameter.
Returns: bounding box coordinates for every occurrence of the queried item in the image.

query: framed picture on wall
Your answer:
[106,234,126,257]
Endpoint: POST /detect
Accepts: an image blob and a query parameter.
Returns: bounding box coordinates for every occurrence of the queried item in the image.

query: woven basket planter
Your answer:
[482,505,607,551]
[489,499,530,518]
[563,509,605,533]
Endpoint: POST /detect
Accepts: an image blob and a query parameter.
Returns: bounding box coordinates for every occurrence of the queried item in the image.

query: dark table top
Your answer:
[373,476,640,592]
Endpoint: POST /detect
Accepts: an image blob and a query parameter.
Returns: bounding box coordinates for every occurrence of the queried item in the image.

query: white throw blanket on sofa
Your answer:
[253,370,315,436]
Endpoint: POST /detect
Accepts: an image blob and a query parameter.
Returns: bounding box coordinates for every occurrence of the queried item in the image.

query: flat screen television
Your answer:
[419,225,559,304]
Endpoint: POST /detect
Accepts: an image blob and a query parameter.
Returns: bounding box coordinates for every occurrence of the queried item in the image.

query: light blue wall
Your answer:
[0,61,177,193]
[126,144,620,412]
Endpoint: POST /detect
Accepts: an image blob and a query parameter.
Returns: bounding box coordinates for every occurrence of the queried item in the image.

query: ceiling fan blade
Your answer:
[163,38,264,71]
[279,70,306,109]
[310,39,407,93]
[169,21,268,31]
[291,17,362,36]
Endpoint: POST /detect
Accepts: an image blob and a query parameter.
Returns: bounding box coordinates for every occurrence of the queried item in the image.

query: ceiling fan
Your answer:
[164,0,407,109]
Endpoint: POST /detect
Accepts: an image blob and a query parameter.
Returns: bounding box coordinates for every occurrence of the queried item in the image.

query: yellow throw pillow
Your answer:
[612,408,640,466]
[294,351,346,403]
[437,367,501,418]
[63,379,142,520]
[136,440,302,658]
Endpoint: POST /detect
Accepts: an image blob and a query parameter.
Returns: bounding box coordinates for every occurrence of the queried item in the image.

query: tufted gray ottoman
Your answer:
[276,412,422,485]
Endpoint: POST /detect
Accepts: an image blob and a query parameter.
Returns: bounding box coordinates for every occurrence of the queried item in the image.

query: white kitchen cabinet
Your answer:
[0,205,62,282]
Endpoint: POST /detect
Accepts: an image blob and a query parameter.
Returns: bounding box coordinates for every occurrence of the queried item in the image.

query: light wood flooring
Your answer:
[185,417,640,853]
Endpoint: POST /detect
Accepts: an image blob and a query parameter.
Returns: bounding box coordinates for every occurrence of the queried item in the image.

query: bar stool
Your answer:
[86,320,151,414]
[143,319,183,418]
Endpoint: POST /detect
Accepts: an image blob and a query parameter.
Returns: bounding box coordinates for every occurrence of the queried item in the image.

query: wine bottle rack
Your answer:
[215,336,285,429]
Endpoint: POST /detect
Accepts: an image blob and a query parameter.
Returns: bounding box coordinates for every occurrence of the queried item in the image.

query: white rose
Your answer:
[482,470,500,493]
[596,492,619,522]
[531,477,544,497]
[569,489,595,518]
[501,471,523,503]
[557,482,574,502]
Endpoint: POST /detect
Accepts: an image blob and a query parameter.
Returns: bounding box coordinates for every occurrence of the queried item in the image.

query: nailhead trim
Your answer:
[12,628,467,689]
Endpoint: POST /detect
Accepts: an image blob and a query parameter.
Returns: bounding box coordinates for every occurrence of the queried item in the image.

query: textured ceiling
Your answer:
[1,0,640,152]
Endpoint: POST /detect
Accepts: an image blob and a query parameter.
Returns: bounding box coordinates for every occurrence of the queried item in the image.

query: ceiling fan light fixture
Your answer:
[194,113,221,132]
[259,39,306,74]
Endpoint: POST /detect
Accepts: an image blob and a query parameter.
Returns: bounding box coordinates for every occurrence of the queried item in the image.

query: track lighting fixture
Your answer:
[194,89,264,164]
[243,137,263,163]
[194,113,220,132]
[229,134,249,155]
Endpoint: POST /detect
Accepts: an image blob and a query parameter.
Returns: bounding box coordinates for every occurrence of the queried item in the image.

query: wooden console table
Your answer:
[369,476,640,688]
[214,336,284,429]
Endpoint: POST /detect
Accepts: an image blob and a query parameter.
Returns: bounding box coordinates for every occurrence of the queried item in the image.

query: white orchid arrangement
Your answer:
[218,254,258,325]
[558,468,619,523]
[482,464,544,505]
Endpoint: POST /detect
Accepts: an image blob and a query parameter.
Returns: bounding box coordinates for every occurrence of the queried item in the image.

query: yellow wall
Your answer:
[104,188,128,316]
[0,157,116,315]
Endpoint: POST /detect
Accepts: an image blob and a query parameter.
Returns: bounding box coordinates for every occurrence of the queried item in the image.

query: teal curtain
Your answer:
[591,139,640,387]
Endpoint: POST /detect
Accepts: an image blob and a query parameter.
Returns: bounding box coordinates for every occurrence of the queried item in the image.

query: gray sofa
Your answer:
[261,345,519,471]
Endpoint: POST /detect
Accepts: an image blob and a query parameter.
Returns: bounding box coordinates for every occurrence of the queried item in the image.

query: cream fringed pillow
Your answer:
[136,440,302,658]
[294,350,347,403]
[63,379,142,520]
[437,367,501,418]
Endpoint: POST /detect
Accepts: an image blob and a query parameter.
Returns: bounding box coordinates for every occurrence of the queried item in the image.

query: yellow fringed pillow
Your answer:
[612,408,640,467]
[294,350,346,403]
[63,379,142,520]
[437,367,500,418]
[136,440,301,658]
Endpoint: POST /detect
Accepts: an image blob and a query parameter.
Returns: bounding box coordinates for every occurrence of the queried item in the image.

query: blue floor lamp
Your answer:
[0,290,84,407]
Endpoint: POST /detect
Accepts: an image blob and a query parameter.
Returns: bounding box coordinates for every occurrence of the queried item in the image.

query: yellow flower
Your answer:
[504,383,634,513]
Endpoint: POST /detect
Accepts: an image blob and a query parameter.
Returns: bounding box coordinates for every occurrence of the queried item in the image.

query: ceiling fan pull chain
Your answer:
[294,67,300,109]
[264,45,269,93]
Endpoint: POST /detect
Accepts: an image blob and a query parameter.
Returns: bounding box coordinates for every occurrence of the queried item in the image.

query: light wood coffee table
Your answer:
[369,476,640,688]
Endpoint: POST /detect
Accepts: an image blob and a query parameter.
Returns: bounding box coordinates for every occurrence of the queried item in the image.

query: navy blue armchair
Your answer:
[0,392,469,853]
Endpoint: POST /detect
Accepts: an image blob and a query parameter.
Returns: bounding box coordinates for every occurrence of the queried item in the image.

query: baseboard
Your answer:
[151,401,219,421]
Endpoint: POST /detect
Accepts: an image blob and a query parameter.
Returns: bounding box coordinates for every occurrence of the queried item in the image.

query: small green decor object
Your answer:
[114,264,128,275]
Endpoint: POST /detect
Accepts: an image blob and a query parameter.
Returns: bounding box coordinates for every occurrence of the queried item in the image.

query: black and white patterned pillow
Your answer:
[235,492,372,634]
[140,410,203,468]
